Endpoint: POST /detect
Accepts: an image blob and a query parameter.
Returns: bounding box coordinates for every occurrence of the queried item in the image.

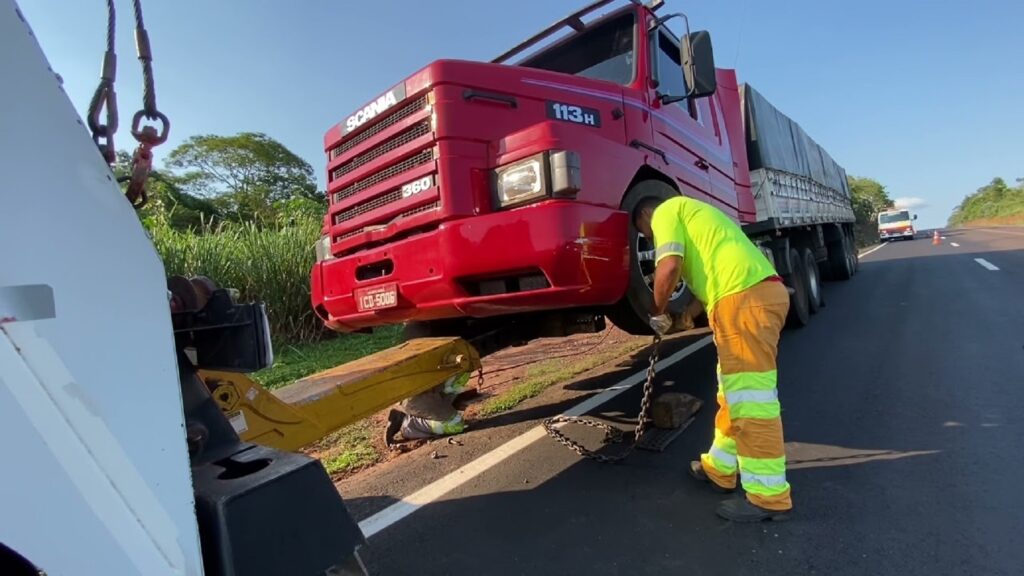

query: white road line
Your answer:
[357,335,714,539]
[950,242,960,247]
[858,243,887,258]
[975,258,1000,271]
[940,236,947,240]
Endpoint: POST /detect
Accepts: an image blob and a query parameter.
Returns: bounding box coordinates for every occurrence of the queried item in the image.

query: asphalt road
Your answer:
[352,228,1024,576]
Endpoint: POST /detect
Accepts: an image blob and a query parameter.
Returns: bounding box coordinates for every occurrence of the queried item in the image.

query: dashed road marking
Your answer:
[950,242,960,247]
[357,335,714,538]
[974,258,999,271]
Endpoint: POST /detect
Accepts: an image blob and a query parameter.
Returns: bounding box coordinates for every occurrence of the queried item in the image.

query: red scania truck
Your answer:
[311,0,857,340]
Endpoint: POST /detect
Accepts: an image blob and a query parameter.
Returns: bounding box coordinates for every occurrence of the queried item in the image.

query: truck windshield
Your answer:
[879,211,911,224]
[519,12,635,86]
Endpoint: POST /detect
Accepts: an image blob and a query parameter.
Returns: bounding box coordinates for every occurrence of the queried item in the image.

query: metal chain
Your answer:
[542,336,661,464]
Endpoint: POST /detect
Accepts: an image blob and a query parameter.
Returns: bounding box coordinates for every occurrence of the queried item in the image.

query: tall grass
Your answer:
[149,218,325,343]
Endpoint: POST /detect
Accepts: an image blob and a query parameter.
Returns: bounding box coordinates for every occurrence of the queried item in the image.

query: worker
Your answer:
[635,195,792,522]
[385,373,470,445]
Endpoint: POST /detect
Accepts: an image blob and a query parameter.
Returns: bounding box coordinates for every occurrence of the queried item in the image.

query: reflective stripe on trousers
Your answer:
[401,412,466,439]
[700,281,792,511]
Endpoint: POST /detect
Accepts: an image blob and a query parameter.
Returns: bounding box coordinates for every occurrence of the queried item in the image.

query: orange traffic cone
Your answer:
[932,230,941,245]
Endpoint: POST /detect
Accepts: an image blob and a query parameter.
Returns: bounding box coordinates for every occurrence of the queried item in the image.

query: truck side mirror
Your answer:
[681,30,717,99]
[913,214,918,220]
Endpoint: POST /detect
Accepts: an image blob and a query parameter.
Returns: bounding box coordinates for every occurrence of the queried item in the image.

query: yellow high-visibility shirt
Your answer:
[651,196,776,312]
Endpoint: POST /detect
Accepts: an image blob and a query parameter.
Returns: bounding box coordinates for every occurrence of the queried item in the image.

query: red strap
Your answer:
[763,275,784,283]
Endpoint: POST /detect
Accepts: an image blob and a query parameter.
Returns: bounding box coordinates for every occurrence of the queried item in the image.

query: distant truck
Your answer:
[877,209,917,241]
[311,0,858,340]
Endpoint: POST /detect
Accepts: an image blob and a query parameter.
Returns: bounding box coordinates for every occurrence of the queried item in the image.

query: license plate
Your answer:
[355,283,398,312]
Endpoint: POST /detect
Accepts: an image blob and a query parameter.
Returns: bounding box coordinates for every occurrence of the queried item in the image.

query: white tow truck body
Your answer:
[0,1,205,573]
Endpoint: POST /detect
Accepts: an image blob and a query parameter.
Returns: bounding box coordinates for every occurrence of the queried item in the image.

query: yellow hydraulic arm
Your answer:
[201,337,481,452]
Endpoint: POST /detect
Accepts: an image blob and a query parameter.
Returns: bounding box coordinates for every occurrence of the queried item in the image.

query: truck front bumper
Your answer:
[312,202,630,332]
[879,228,915,240]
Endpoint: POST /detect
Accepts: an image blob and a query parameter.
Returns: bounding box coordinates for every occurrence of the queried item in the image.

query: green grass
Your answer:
[252,326,402,389]
[149,218,325,343]
[478,340,650,417]
[313,420,381,475]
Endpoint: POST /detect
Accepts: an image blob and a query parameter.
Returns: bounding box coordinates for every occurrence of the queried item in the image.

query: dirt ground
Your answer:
[304,326,653,480]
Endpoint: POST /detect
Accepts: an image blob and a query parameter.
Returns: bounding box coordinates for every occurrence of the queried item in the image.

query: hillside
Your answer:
[949,177,1024,227]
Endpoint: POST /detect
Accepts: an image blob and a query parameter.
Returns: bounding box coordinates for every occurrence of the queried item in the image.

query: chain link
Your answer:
[542,336,661,464]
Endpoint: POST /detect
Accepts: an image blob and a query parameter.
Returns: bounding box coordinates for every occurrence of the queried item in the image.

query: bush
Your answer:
[149,217,325,343]
[949,178,1024,227]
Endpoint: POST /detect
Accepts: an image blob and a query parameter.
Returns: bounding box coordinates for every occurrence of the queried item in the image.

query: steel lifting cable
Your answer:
[85,0,170,208]
[542,336,661,464]
[128,0,168,144]
[86,0,118,164]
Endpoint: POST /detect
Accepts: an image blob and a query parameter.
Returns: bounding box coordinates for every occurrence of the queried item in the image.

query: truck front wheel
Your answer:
[605,180,691,336]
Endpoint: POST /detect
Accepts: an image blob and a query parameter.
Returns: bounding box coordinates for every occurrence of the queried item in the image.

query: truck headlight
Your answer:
[492,150,581,208]
[495,156,546,207]
[315,235,335,262]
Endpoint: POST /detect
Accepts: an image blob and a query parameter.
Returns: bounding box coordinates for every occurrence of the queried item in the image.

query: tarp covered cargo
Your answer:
[741,83,850,197]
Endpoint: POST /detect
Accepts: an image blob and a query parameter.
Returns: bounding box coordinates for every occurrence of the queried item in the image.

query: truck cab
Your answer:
[877,209,917,241]
[311,0,753,336]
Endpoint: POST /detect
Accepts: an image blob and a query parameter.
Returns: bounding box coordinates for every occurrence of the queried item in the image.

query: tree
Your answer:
[847,176,894,246]
[948,177,1024,226]
[165,132,320,223]
[848,177,893,216]
[113,150,222,230]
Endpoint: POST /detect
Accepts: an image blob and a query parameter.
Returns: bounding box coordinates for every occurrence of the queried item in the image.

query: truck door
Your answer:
[649,30,736,215]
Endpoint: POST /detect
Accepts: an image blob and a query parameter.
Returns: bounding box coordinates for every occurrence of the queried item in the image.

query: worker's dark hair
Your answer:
[633,197,664,225]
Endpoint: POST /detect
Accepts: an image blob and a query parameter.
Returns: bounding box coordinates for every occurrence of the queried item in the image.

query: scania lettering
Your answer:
[344,85,404,133]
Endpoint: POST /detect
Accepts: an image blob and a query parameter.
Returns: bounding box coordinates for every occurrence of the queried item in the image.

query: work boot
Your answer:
[716,497,791,523]
[688,461,735,493]
[384,409,404,448]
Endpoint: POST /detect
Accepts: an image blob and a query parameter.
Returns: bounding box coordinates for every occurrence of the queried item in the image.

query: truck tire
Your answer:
[785,247,810,328]
[605,180,690,335]
[828,234,854,281]
[802,247,822,313]
[847,231,860,275]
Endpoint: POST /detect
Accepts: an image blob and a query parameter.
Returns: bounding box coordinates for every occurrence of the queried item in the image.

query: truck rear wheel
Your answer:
[828,233,854,281]
[847,231,859,275]
[605,180,690,336]
[802,247,822,313]
[785,247,810,328]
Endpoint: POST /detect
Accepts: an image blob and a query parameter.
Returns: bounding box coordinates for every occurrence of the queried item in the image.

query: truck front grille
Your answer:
[331,95,429,159]
[335,189,404,224]
[335,201,441,243]
[331,121,431,179]
[332,148,434,204]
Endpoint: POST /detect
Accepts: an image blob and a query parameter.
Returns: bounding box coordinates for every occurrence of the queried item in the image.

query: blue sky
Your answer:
[19,0,1023,229]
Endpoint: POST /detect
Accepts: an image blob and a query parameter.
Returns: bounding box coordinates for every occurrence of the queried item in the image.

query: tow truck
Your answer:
[0,2,481,573]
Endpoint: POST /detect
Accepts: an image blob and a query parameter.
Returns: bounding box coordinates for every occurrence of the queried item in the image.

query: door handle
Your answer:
[694,159,709,171]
